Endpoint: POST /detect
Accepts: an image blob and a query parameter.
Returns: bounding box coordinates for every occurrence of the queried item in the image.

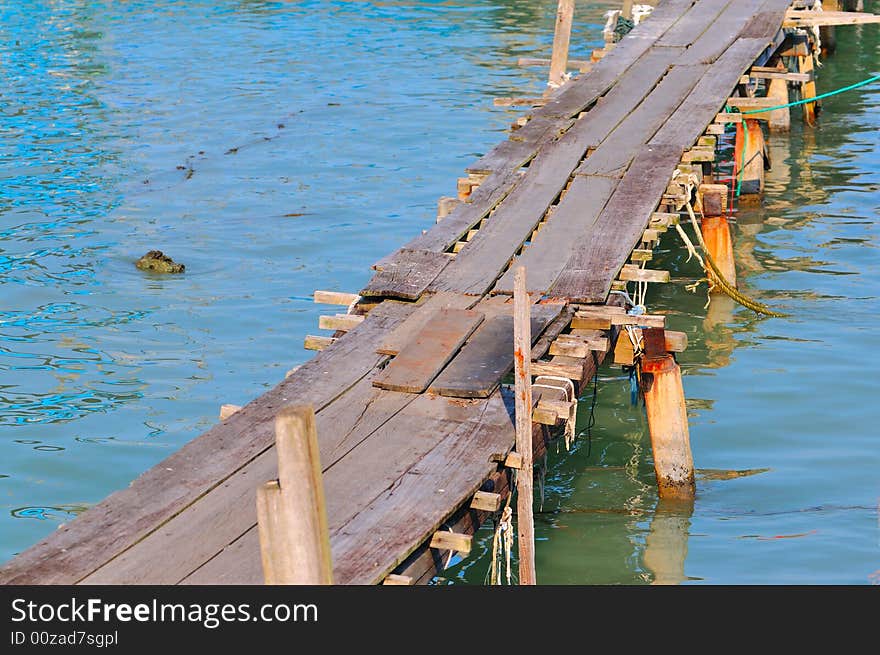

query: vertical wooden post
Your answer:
[513,266,536,585]
[621,0,634,20]
[641,330,695,500]
[256,405,333,585]
[734,119,765,196]
[699,184,736,290]
[547,0,575,90]
[767,63,791,133]
[798,51,818,126]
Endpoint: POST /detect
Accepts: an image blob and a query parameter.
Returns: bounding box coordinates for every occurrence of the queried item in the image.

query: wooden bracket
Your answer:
[318,314,364,331]
[430,531,472,556]
[470,491,503,512]
[219,404,241,421]
[304,335,336,351]
[314,290,359,306]
[383,574,414,585]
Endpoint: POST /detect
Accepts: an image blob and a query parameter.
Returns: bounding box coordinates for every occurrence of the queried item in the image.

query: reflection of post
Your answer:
[644,498,694,585]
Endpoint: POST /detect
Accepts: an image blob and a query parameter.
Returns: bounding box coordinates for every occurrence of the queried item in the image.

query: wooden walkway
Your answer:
[0,0,829,585]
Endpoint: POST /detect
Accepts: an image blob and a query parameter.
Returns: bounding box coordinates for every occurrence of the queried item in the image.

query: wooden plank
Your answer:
[383,574,414,585]
[314,290,359,306]
[429,531,472,555]
[465,116,570,175]
[783,10,880,27]
[118,390,493,585]
[531,356,584,381]
[327,389,515,585]
[304,335,336,351]
[377,292,476,356]
[428,303,563,399]
[650,38,779,148]
[529,305,575,361]
[619,267,671,283]
[319,314,364,331]
[656,0,734,48]
[493,176,620,295]
[470,491,503,512]
[537,0,697,120]
[372,309,484,393]
[676,0,769,65]
[403,168,524,255]
[552,144,684,303]
[576,64,708,177]
[433,47,684,297]
[360,248,452,301]
[0,301,415,585]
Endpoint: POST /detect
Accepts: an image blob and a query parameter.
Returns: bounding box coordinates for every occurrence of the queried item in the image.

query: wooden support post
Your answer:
[820,0,839,55]
[547,0,575,90]
[766,63,791,133]
[733,119,765,196]
[701,216,737,290]
[256,405,333,585]
[513,266,536,585]
[798,51,818,126]
[640,339,695,500]
[621,0,633,21]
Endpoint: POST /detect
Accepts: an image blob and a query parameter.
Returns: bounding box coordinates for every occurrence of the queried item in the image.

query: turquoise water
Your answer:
[1,1,878,584]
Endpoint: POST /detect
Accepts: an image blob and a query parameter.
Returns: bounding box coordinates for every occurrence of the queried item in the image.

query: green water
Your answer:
[1,1,878,584]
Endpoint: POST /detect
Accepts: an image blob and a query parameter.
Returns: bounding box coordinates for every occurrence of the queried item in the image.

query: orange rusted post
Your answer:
[640,329,695,500]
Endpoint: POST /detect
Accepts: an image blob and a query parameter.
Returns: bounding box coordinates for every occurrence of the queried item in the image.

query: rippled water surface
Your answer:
[2,1,878,584]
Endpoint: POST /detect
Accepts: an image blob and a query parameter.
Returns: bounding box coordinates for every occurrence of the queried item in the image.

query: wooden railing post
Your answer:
[256,405,333,584]
[513,266,536,585]
[548,0,575,89]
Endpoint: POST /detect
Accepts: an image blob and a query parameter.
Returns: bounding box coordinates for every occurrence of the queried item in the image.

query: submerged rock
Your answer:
[135,250,185,274]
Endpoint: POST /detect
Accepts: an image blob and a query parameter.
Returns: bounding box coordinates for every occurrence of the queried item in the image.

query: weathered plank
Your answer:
[360,249,452,300]
[537,0,698,119]
[676,0,768,65]
[576,64,708,177]
[329,389,515,585]
[393,168,523,257]
[656,0,733,48]
[428,304,564,399]
[493,176,619,294]
[373,309,484,393]
[650,38,777,148]
[0,301,415,585]
[430,47,684,297]
[529,305,576,361]
[180,391,515,585]
[551,144,685,303]
[377,292,477,356]
[465,116,571,175]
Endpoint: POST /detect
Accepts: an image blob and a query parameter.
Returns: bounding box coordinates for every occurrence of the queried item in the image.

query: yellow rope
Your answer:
[682,199,788,317]
[671,170,787,318]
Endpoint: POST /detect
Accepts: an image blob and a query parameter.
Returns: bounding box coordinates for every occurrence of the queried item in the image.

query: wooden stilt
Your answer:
[256,405,333,585]
[547,0,575,90]
[640,334,695,500]
[734,119,765,196]
[699,184,736,290]
[766,62,791,133]
[798,51,818,126]
[513,266,536,585]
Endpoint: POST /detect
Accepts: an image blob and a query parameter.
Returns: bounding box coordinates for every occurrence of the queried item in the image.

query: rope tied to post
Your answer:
[672,170,788,318]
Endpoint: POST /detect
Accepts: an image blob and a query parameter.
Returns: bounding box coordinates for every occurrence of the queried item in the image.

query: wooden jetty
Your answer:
[2,0,876,586]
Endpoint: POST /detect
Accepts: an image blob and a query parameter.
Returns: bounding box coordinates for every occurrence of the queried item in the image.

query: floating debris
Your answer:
[135,250,185,274]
